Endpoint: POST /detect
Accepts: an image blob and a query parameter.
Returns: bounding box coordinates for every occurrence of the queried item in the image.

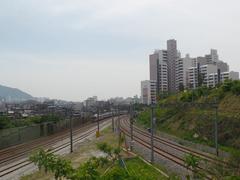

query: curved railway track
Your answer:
[123,118,230,167]
[120,118,231,179]
[120,127,213,179]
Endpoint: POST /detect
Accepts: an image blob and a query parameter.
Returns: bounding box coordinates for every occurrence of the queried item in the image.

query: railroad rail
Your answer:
[123,118,230,167]
[0,127,96,178]
[0,115,123,179]
[120,118,231,179]
[0,119,108,166]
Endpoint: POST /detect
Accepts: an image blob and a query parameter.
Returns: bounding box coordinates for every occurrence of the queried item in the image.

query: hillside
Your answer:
[137,80,240,151]
[0,84,33,102]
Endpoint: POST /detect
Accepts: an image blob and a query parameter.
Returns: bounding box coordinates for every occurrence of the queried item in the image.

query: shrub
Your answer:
[0,115,13,129]
[231,81,240,95]
[30,149,73,179]
[30,143,126,180]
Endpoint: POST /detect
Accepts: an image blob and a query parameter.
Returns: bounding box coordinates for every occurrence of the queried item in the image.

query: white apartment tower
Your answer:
[187,64,239,88]
[221,71,239,82]
[187,64,218,88]
[187,66,199,89]
[204,71,239,88]
[141,80,157,105]
[149,50,168,95]
[148,39,239,96]
[176,54,194,91]
[201,64,218,87]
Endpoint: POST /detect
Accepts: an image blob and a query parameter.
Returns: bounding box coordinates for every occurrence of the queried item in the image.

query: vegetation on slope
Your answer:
[137,80,240,150]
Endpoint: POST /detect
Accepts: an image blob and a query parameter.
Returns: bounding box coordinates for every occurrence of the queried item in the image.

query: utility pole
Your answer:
[150,103,155,163]
[70,107,73,153]
[214,100,219,156]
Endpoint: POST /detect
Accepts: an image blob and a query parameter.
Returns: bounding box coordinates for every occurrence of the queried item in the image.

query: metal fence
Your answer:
[0,117,86,150]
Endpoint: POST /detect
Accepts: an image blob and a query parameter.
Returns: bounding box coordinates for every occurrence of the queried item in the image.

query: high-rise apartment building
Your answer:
[146,39,239,101]
[149,39,178,95]
[203,71,239,88]
[205,49,219,63]
[221,71,239,82]
[141,80,157,105]
[200,64,218,87]
[216,61,229,73]
[187,66,198,89]
[149,50,168,95]
[176,54,194,91]
[167,39,178,93]
[187,64,239,89]
[188,64,218,88]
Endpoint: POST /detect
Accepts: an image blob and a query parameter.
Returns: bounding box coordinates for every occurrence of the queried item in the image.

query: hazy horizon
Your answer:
[1,0,240,101]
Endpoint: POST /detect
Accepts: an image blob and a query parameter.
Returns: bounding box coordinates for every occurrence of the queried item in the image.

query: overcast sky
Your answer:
[0,0,240,101]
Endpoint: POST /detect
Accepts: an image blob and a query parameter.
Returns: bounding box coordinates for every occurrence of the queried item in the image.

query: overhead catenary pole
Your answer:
[150,103,155,163]
[214,100,219,156]
[118,105,121,147]
[97,105,100,132]
[130,103,134,151]
[96,104,100,137]
[112,107,114,132]
[70,107,73,153]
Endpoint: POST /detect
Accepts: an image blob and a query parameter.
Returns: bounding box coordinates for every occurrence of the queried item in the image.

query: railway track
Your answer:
[120,127,213,179]
[0,112,125,158]
[0,116,119,179]
[122,118,230,167]
[120,118,230,179]
[0,128,97,178]
[0,121,100,166]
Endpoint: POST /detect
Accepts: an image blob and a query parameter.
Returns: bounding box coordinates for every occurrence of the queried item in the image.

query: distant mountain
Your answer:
[0,84,33,102]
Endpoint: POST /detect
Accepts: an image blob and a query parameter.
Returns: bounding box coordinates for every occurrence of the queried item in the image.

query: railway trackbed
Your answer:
[0,116,117,179]
[120,118,232,179]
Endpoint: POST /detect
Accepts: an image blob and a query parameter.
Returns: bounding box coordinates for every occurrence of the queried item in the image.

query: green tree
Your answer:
[71,158,100,180]
[0,115,13,129]
[30,143,127,180]
[178,83,185,92]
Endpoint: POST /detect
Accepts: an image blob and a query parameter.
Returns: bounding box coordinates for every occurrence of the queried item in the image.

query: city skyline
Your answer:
[1,0,240,101]
[142,39,239,105]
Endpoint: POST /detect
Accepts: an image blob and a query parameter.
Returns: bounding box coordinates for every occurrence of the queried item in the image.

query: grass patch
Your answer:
[104,157,169,180]
[21,125,118,180]
[21,125,172,180]
[21,170,53,180]
[125,157,167,179]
